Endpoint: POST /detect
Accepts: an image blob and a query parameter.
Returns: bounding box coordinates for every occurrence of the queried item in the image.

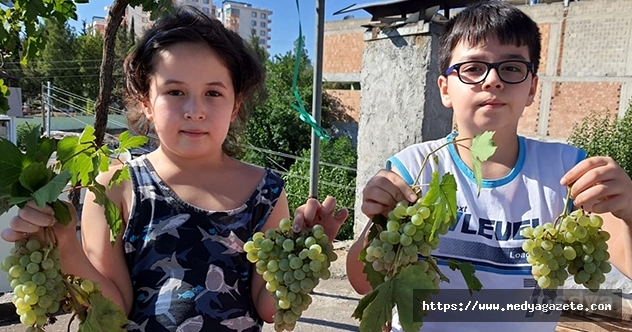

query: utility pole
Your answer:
[309,0,325,199]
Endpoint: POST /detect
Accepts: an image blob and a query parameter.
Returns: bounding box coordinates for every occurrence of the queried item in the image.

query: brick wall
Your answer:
[325,89,361,122]
[547,82,621,138]
[519,80,542,136]
[323,18,369,77]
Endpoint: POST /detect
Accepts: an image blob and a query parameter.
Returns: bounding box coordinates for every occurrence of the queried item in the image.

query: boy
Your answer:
[346,1,632,331]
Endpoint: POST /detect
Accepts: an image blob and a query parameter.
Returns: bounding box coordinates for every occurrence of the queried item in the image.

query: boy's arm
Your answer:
[600,213,632,279]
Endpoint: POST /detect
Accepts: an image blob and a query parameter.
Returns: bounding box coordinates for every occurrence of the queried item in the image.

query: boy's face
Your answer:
[438,37,538,138]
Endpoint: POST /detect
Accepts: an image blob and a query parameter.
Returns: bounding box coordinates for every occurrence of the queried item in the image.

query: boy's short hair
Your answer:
[438,0,542,75]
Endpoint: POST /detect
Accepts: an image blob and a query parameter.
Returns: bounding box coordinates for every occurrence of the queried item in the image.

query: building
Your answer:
[123,5,153,38]
[173,0,218,17]
[217,1,272,48]
[87,16,107,35]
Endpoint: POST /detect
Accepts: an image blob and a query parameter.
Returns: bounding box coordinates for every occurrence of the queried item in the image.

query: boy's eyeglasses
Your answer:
[445,60,535,84]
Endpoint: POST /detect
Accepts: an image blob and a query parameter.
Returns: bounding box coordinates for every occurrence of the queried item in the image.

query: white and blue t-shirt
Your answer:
[386,132,586,332]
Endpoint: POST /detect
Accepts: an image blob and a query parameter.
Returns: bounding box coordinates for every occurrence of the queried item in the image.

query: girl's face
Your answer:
[142,42,238,161]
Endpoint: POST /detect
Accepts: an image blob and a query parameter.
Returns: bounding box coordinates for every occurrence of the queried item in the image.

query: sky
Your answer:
[72,0,371,58]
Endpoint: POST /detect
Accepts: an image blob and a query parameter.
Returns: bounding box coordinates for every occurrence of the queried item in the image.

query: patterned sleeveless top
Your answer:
[121,155,284,332]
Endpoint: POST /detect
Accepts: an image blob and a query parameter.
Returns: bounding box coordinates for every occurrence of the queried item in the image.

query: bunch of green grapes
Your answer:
[1,238,66,330]
[364,200,444,289]
[244,220,337,332]
[521,209,611,291]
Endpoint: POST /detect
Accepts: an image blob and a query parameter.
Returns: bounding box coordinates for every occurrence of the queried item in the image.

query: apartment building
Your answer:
[218,1,272,48]
[174,0,217,17]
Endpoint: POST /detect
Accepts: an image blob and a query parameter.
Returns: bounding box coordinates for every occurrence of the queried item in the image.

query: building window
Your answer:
[251,11,257,17]
[212,8,216,16]
[203,0,209,3]
[202,7,209,14]
[226,8,239,15]
[260,21,266,28]
[259,39,265,45]
[260,30,265,36]
[251,20,257,26]
[191,0,198,2]
[261,13,266,19]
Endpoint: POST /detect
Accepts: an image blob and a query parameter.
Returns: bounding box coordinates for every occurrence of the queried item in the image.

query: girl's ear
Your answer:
[141,99,154,121]
[438,75,452,108]
[231,98,242,122]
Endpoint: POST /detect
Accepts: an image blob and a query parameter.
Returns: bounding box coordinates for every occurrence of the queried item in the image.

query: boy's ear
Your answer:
[526,74,539,107]
[141,99,154,121]
[438,75,452,108]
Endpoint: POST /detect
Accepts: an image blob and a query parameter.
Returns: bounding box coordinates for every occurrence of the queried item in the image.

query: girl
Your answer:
[2,5,348,332]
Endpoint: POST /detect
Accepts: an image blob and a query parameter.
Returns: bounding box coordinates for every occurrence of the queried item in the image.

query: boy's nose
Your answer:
[482,68,504,90]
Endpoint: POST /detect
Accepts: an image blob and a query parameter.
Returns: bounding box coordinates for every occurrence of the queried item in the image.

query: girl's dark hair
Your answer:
[438,1,541,75]
[123,5,266,157]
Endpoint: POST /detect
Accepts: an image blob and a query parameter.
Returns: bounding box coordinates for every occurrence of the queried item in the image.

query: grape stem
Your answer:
[553,185,573,230]
[412,137,475,188]
[427,257,450,283]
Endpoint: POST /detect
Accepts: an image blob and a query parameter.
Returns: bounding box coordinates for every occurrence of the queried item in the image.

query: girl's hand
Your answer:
[292,196,348,242]
[1,200,79,249]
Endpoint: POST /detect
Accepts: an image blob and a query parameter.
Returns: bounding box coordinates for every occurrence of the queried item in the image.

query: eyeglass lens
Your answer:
[458,61,530,84]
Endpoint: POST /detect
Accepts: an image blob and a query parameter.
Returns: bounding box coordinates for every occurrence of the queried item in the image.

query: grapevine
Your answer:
[520,188,611,291]
[0,125,147,331]
[243,219,338,331]
[352,131,497,332]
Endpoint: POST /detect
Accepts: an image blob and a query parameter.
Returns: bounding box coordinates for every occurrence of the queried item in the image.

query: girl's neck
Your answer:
[454,130,520,180]
[148,146,233,173]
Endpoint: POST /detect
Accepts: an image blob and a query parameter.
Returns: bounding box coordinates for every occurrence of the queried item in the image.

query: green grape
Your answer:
[243,218,338,331]
[521,209,611,291]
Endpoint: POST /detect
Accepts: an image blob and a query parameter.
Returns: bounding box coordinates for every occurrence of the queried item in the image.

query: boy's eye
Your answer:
[461,65,485,73]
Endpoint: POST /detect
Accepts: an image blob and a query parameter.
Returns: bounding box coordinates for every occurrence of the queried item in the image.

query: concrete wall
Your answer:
[352,24,453,237]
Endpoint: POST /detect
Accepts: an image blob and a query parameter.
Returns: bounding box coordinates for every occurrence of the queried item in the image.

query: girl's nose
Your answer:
[184,98,206,121]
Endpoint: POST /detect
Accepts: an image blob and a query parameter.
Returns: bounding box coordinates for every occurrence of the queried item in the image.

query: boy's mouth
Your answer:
[480,100,505,108]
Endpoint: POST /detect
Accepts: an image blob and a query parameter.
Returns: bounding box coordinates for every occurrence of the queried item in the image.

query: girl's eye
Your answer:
[167,90,183,96]
[207,91,221,97]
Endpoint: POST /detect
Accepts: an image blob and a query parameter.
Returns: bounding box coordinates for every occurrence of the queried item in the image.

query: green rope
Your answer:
[292,0,330,141]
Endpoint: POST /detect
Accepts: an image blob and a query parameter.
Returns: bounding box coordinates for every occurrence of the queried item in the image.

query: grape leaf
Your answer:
[88,183,122,244]
[352,288,379,320]
[56,135,79,163]
[421,171,457,241]
[448,260,483,296]
[358,279,394,332]
[469,131,497,196]
[0,137,24,188]
[118,131,149,150]
[0,197,9,216]
[79,125,96,145]
[18,162,52,193]
[51,199,72,225]
[109,167,131,189]
[79,293,128,332]
[393,264,435,332]
[32,169,71,208]
[10,182,32,208]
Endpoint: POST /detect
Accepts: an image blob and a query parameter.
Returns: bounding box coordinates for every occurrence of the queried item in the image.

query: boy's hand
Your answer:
[293,196,349,242]
[561,156,632,222]
[362,169,418,219]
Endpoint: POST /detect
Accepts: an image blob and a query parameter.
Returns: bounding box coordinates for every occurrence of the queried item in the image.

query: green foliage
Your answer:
[567,102,632,177]
[16,123,34,151]
[243,38,333,170]
[283,137,356,240]
[0,0,81,114]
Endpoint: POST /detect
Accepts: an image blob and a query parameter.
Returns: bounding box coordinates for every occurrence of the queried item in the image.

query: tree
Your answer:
[92,0,173,147]
[0,0,84,114]
[283,137,357,240]
[243,37,332,171]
